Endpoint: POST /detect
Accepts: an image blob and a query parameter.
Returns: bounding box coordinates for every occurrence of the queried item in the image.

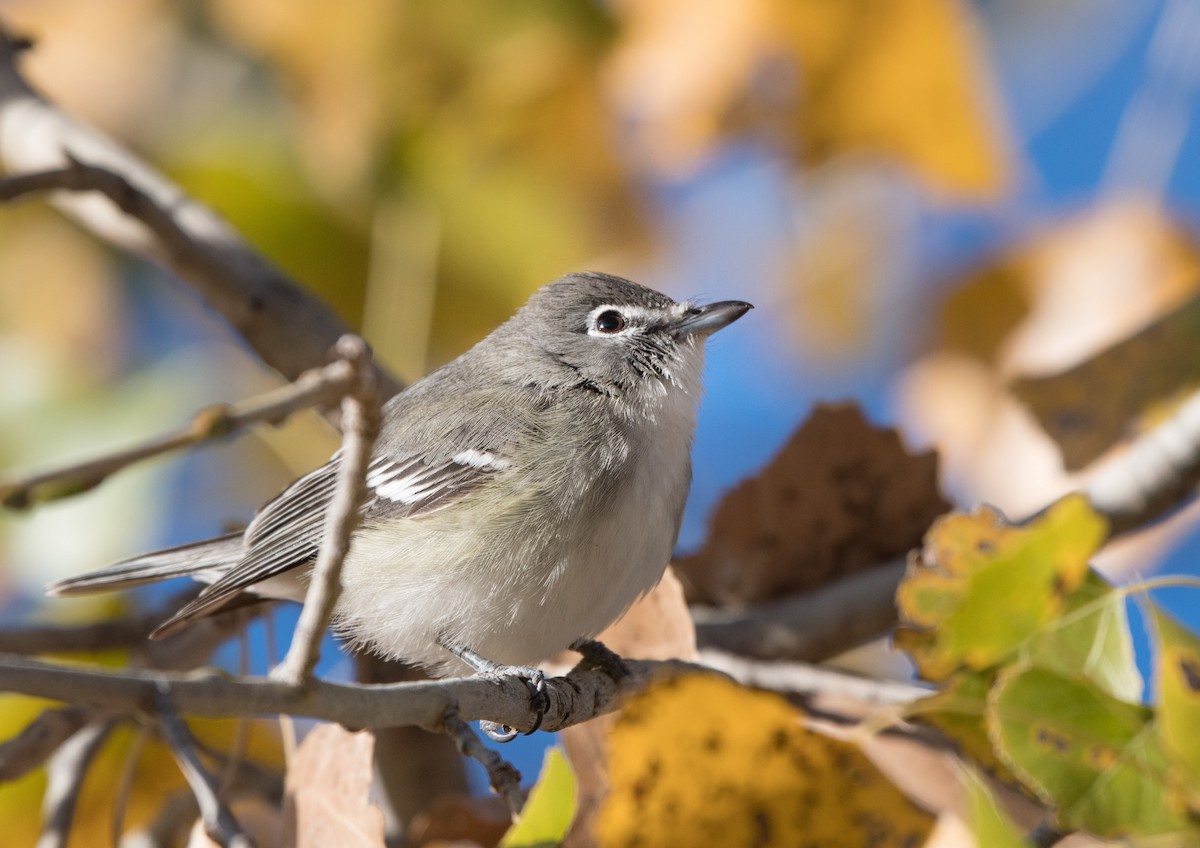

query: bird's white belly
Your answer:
[332,394,696,675]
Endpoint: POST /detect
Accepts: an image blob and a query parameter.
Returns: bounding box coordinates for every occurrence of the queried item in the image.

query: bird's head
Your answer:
[497,272,751,402]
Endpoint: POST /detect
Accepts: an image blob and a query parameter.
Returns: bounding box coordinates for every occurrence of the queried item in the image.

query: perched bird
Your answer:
[50,272,750,694]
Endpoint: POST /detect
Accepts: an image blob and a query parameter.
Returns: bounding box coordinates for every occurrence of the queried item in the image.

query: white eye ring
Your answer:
[592,309,626,334]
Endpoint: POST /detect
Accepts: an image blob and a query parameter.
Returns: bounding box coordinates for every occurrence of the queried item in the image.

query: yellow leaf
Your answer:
[609,0,1010,197]
[781,0,1010,199]
[500,748,577,848]
[596,674,933,847]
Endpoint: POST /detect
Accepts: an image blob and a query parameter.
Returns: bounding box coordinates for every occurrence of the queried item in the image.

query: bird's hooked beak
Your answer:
[673,300,753,337]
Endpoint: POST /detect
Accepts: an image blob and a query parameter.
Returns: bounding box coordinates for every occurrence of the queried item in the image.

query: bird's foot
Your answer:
[570,637,631,681]
[440,642,548,741]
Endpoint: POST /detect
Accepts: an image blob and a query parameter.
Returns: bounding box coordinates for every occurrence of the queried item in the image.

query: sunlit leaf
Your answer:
[908,672,1009,779]
[1028,570,1141,702]
[962,768,1031,848]
[500,747,577,848]
[596,674,933,848]
[990,665,1192,839]
[896,495,1108,680]
[1152,607,1200,784]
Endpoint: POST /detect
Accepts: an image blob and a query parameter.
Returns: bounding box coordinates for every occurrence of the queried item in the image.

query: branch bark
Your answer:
[1,353,360,510]
[273,336,380,687]
[0,653,707,738]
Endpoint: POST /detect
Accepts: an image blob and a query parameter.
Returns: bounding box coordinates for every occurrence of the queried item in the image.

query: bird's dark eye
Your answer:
[594,310,626,334]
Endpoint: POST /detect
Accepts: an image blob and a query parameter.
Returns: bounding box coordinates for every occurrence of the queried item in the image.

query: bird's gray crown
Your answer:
[519,271,679,331]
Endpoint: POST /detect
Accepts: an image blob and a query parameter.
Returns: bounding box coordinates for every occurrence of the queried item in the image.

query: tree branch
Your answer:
[37,720,115,848]
[0,653,706,738]
[440,707,524,817]
[273,336,380,687]
[154,686,250,848]
[698,649,930,706]
[691,560,905,662]
[0,706,94,784]
[0,28,401,398]
[1,351,361,510]
[1080,385,1200,536]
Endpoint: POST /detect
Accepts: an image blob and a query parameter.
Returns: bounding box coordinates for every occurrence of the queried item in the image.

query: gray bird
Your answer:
[50,272,750,707]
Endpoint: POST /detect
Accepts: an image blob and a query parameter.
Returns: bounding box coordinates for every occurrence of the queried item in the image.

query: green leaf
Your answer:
[896,495,1108,680]
[989,665,1191,839]
[910,672,1011,779]
[500,747,577,848]
[1029,570,1141,702]
[1151,606,1200,815]
[962,769,1030,848]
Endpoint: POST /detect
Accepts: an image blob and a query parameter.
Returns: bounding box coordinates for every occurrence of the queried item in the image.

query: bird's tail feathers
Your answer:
[46,533,244,596]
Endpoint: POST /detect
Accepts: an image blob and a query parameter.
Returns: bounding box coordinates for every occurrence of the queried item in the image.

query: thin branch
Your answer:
[691,560,906,662]
[698,649,930,706]
[0,606,259,786]
[440,707,524,817]
[0,653,706,737]
[112,725,149,848]
[0,32,402,397]
[0,615,163,654]
[0,706,93,783]
[154,686,250,848]
[273,336,380,687]
[36,720,116,848]
[0,355,358,509]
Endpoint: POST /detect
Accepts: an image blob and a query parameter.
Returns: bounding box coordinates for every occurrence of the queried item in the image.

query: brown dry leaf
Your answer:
[283,724,386,848]
[678,403,950,605]
[407,794,511,848]
[607,0,1010,198]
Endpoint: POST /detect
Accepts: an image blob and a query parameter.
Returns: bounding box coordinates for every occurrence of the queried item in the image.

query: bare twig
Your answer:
[0,653,706,738]
[0,32,401,397]
[698,649,930,706]
[0,355,359,509]
[273,336,380,687]
[154,686,251,848]
[118,757,283,848]
[112,725,149,848]
[0,605,259,787]
[691,560,906,662]
[440,707,524,817]
[37,720,116,848]
[0,706,94,783]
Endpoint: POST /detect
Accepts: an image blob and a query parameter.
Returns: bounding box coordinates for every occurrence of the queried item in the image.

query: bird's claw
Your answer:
[480,666,546,742]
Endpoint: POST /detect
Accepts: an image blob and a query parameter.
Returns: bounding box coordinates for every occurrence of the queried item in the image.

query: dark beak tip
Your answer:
[676,299,754,336]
